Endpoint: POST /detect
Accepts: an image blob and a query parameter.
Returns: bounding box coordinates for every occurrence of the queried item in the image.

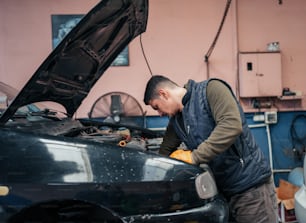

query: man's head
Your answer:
[143,75,186,117]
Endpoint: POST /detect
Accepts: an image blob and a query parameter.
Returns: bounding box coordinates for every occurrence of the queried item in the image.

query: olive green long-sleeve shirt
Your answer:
[159,80,242,164]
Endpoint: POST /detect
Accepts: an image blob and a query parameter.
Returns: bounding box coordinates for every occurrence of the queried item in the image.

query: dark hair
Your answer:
[143,75,178,105]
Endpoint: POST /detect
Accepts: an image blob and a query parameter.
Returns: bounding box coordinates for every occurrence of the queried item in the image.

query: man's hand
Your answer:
[170,149,193,164]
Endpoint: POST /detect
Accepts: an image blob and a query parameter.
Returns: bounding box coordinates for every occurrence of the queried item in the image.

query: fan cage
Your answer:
[88,91,146,128]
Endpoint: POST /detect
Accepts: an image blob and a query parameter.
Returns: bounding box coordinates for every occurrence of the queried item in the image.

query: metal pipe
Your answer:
[248,123,274,181]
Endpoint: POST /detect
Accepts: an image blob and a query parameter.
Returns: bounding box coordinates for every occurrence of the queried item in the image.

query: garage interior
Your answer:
[0,0,305,222]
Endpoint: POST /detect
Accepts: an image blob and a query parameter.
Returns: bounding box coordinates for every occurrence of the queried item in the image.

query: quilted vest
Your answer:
[171,79,271,197]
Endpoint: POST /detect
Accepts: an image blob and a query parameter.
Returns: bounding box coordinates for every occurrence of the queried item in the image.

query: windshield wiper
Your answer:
[29,109,57,116]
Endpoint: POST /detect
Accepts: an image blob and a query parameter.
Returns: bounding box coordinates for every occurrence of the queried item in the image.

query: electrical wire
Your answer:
[290,114,306,160]
[204,0,232,76]
[140,34,153,76]
[140,1,233,78]
[290,114,306,148]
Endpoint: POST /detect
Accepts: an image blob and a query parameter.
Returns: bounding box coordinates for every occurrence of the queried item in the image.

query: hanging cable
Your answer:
[290,114,306,161]
[140,34,153,76]
[204,0,232,77]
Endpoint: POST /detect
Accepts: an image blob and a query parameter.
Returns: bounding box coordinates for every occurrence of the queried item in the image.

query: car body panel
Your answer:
[0,126,228,222]
[0,0,229,222]
[0,0,148,124]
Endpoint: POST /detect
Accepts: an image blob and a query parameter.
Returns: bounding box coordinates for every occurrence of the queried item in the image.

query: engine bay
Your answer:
[82,126,162,151]
[4,117,163,153]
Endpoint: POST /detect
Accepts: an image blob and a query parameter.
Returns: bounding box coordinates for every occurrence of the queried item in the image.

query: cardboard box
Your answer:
[276,179,300,223]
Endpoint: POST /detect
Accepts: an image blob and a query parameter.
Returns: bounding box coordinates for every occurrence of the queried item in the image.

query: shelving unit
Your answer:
[239,51,282,98]
[238,51,305,112]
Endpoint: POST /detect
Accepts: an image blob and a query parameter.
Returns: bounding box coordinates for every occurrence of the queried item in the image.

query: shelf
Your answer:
[239,51,281,54]
[278,95,303,101]
[239,97,305,112]
[243,107,305,113]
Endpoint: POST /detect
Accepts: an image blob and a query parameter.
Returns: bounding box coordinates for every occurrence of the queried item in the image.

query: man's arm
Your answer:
[159,122,182,156]
[192,80,243,164]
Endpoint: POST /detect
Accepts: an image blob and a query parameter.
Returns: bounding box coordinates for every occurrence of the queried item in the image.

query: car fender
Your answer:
[7,199,125,223]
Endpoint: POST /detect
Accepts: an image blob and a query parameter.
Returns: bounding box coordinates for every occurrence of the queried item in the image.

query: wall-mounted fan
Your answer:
[88,91,146,128]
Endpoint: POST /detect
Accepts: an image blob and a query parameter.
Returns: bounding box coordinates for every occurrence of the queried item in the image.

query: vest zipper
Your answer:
[239,158,244,166]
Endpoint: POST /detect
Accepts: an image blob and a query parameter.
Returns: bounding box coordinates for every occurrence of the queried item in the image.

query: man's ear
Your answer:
[158,89,169,99]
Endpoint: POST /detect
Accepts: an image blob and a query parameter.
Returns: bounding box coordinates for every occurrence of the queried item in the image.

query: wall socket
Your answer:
[265,111,278,124]
[253,111,278,124]
[253,114,265,122]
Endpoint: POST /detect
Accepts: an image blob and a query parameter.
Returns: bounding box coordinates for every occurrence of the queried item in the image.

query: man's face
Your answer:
[148,89,178,117]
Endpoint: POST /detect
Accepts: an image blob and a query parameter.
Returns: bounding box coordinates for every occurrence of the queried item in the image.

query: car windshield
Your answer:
[0,82,60,118]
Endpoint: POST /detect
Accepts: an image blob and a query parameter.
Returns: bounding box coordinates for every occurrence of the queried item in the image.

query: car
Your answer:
[0,82,41,115]
[294,154,306,223]
[0,0,229,222]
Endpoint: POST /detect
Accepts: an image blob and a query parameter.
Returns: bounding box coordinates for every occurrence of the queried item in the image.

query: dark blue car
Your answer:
[0,0,228,222]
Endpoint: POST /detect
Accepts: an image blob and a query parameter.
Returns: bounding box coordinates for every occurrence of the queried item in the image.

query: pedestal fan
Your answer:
[88,91,145,128]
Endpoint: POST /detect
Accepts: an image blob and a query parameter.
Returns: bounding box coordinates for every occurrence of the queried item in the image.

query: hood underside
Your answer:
[0,0,148,124]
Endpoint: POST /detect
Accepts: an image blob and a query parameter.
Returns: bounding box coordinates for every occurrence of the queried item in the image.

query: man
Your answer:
[143,75,278,223]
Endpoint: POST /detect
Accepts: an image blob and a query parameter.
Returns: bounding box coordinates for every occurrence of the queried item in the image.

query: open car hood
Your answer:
[0,0,148,124]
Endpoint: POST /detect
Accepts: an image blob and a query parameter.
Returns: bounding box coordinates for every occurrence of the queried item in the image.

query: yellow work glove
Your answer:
[170,149,193,164]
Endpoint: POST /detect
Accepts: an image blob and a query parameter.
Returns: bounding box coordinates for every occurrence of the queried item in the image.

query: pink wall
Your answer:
[0,0,305,117]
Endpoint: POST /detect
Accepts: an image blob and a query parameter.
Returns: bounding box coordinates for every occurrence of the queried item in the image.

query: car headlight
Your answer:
[195,170,218,199]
